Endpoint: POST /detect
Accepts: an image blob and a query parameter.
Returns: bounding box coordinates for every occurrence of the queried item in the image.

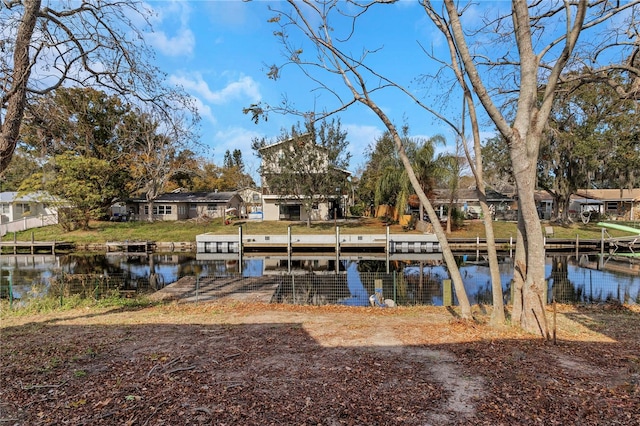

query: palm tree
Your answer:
[375,135,448,224]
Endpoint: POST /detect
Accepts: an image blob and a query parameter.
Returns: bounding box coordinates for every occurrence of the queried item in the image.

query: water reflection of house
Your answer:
[262,257,338,274]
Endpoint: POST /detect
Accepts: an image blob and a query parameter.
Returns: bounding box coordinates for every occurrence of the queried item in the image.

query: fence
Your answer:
[182,268,639,307]
[0,214,58,237]
[2,266,638,309]
[0,272,162,309]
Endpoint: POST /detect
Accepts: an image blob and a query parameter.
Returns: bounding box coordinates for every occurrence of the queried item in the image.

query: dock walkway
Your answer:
[149,275,281,304]
[0,240,73,254]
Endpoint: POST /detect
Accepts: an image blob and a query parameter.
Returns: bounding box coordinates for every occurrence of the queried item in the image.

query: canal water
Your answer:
[1,252,638,306]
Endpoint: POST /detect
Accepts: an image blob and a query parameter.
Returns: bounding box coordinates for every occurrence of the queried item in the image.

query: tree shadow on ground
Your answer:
[2,304,639,425]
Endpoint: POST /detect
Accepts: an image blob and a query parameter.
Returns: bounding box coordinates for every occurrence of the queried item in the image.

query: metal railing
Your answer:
[2,268,638,310]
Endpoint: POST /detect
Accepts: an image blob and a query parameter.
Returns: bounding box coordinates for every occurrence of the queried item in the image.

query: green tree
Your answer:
[221,149,255,190]
[1,0,194,174]
[537,77,640,223]
[481,135,514,194]
[253,119,351,227]
[19,152,121,230]
[21,88,129,161]
[0,148,39,191]
[357,131,404,216]
[19,88,132,206]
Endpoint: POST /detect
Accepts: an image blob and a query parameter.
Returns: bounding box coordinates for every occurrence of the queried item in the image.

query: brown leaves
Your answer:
[1,303,639,425]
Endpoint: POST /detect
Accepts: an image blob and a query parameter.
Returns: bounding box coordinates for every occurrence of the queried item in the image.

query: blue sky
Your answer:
[144,1,490,179]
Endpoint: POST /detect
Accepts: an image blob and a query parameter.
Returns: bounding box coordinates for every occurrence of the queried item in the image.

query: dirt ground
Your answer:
[1,301,639,425]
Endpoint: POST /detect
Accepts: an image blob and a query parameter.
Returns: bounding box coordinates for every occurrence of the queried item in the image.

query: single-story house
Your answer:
[573,188,640,221]
[0,191,58,223]
[430,188,516,220]
[126,191,243,221]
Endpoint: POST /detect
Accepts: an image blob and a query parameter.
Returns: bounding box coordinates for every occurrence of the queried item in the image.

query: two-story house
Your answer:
[257,134,351,222]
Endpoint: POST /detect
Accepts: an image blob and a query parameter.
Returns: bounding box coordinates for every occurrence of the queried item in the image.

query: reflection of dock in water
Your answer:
[149,275,281,303]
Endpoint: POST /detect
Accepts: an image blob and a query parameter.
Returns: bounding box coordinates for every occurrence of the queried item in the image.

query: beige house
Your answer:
[258,135,351,222]
[127,191,243,221]
[573,188,640,221]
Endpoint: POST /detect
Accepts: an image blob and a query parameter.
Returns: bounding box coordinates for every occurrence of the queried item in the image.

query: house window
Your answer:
[144,205,172,215]
[312,203,319,210]
[252,194,260,202]
[0,203,9,214]
[207,204,216,212]
[17,203,31,215]
[178,205,186,215]
[189,204,197,210]
[605,201,618,213]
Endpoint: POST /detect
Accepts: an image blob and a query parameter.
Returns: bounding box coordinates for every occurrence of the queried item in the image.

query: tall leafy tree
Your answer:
[358,131,404,216]
[21,88,129,161]
[19,152,120,230]
[0,0,195,173]
[221,149,254,189]
[0,148,39,191]
[537,77,640,222]
[20,88,132,209]
[253,118,351,227]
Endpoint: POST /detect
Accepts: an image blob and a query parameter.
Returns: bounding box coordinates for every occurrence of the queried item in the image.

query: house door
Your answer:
[279,205,301,221]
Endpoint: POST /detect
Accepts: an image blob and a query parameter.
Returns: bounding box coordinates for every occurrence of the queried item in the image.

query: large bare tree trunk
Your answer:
[0,0,40,173]
[510,134,548,337]
[511,213,527,322]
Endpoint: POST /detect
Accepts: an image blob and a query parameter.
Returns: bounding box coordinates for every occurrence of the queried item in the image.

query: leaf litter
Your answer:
[1,302,638,425]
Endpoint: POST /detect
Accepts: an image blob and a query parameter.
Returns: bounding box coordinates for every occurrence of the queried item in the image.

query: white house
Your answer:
[0,191,59,235]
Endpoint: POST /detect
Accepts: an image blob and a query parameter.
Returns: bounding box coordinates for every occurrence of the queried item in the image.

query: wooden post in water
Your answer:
[335,226,340,273]
[599,228,605,270]
[575,234,579,259]
[443,279,452,306]
[238,226,243,275]
[385,226,390,273]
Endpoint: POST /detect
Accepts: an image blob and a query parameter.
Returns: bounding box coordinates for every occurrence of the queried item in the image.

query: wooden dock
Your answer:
[149,275,281,303]
[0,240,74,254]
[106,240,154,255]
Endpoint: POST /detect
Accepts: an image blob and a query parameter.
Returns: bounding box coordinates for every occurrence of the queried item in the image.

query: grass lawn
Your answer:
[10,216,636,244]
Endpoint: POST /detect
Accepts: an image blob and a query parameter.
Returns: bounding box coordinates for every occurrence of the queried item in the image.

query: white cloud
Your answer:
[343,123,383,172]
[191,97,216,126]
[169,72,261,104]
[146,29,195,57]
[144,1,195,57]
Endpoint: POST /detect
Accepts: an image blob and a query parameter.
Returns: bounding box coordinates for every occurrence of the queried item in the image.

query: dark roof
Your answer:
[130,191,239,204]
[433,188,513,202]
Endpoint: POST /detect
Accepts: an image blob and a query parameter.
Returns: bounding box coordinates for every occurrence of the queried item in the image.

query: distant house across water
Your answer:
[0,191,59,235]
[126,191,243,221]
